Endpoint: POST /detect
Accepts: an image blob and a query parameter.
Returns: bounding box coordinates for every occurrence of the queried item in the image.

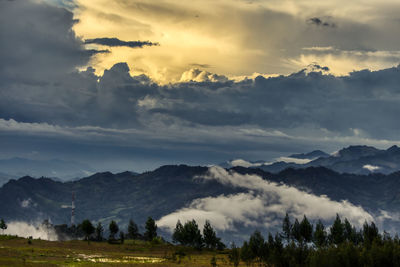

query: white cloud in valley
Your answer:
[363,164,381,172]
[157,166,374,232]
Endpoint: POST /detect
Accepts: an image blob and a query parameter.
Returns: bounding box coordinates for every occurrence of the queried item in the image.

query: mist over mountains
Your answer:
[2,145,400,243]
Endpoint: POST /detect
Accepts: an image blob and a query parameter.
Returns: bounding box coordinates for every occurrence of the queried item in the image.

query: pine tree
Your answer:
[172,220,184,244]
[249,230,264,264]
[109,220,119,240]
[95,222,103,241]
[363,221,379,248]
[240,241,253,266]
[329,214,344,245]
[282,213,292,242]
[343,218,357,243]
[292,218,301,243]
[144,217,157,241]
[228,242,240,267]
[127,219,139,239]
[183,219,203,249]
[81,219,94,243]
[300,215,313,243]
[313,220,327,248]
[203,220,218,249]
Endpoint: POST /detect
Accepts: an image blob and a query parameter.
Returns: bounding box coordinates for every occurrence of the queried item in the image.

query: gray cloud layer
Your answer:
[85,37,159,48]
[2,0,400,169]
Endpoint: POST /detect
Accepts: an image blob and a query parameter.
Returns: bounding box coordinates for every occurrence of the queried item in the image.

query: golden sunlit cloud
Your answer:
[72,0,400,83]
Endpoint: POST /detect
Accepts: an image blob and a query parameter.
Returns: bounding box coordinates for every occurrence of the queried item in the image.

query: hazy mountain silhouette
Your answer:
[2,163,400,238]
[258,145,400,174]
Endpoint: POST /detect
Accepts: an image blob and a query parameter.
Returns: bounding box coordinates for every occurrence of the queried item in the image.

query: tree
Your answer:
[128,219,139,239]
[249,230,264,265]
[343,218,358,243]
[203,220,218,249]
[81,219,94,243]
[144,217,157,241]
[172,220,184,244]
[240,241,253,266]
[282,213,292,243]
[95,222,103,241]
[183,219,203,249]
[329,214,344,245]
[0,219,7,234]
[292,218,301,243]
[228,242,240,267]
[313,220,327,248]
[109,220,119,240]
[363,221,379,248]
[172,219,204,248]
[300,215,313,243]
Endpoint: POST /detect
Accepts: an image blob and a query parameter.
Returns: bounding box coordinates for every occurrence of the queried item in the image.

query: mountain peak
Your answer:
[336,145,381,159]
[289,150,329,159]
[387,145,400,153]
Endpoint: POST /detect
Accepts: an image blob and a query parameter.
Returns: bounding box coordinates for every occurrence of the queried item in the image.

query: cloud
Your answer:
[20,198,37,208]
[4,221,58,241]
[5,1,400,169]
[230,159,264,168]
[363,164,381,172]
[307,17,336,28]
[0,0,93,83]
[180,68,229,83]
[85,37,159,48]
[189,63,213,69]
[228,156,313,168]
[274,157,313,164]
[4,58,400,169]
[70,0,400,82]
[157,167,374,232]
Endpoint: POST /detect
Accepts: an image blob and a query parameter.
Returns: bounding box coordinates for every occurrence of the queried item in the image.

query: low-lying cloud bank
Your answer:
[228,156,313,168]
[4,221,58,241]
[157,167,374,233]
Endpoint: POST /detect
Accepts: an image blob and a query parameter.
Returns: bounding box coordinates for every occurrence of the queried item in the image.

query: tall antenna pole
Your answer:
[71,192,75,226]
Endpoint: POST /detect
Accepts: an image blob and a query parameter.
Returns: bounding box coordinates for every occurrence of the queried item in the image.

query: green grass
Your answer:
[0,235,242,266]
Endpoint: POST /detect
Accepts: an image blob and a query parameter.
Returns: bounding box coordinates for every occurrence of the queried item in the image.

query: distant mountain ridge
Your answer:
[289,150,330,159]
[0,157,96,185]
[249,145,400,174]
[2,163,400,242]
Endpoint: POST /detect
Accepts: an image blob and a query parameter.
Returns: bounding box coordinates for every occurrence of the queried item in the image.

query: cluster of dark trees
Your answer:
[229,213,400,267]
[67,217,158,243]
[172,219,225,250]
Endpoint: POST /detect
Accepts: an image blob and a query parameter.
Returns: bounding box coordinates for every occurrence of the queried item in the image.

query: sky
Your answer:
[1,0,400,172]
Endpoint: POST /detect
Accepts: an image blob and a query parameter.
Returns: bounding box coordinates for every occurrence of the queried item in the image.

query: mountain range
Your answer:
[225,145,400,175]
[0,158,96,185]
[2,157,400,242]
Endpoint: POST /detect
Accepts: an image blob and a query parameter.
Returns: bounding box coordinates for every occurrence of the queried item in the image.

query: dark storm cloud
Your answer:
[7,59,397,141]
[0,0,92,83]
[3,0,400,167]
[85,37,159,48]
[307,17,336,28]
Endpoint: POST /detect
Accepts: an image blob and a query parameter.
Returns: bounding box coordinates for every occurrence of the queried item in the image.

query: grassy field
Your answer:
[0,235,241,266]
